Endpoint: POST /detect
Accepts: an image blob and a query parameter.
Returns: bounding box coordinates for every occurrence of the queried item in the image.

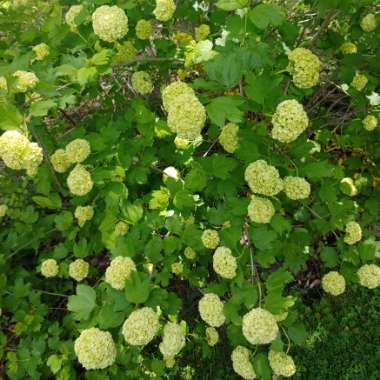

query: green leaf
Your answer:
[76,66,97,86]
[266,269,293,292]
[207,96,245,127]
[249,4,284,30]
[215,0,249,11]
[173,189,195,210]
[47,355,62,375]
[253,353,272,380]
[67,285,96,320]
[32,193,62,209]
[211,155,238,179]
[124,271,152,304]
[249,226,277,250]
[29,100,56,117]
[287,323,308,345]
[54,211,73,232]
[149,187,170,210]
[320,247,339,268]
[0,101,23,130]
[124,202,144,224]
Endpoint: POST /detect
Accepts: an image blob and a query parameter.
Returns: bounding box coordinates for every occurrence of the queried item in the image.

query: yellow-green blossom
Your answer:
[65,5,84,31]
[195,24,210,41]
[248,195,275,224]
[283,176,311,200]
[113,41,137,64]
[0,76,7,91]
[361,13,377,32]
[213,246,237,279]
[171,262,184,275]
[69,259,89,282]
[131,71,153,95]
[201,229,220,249]
[340,177,358,196]
[161,81,195,112]
[159,322,186,359]
[12,70,38,92]
[136,19,153,40]
[67,164,93,196]
[340,42,357,55]
[184,247,196,260]
[105,256,136,290]
[231,346,256,380]
[219,123,239,153]
[198,293,225,327]
[0,204,7,217]
[153,0,176,22]
[357,264,380,289]
[344,221,362,245]
[363,115,378,131]
[268,350,296,378]
[50,149,71,173]
[351,74,368,92]
[65,138,91,164]
[206,327,219,346]
[74,205,94,227]
[115,221,129,236]
[41,259,59,278]
[184,40,217,67]
[32,43,49,60]
[321,271,346,296]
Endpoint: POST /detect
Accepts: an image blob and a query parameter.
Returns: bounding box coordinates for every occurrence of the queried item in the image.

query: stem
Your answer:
[281,326,292,354]
[115,56,184,68]
[309,10,339,48]
[37,290,68,297]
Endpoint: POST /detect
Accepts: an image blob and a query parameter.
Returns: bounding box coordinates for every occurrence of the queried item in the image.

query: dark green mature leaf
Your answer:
[253,353,272,380]
[124,271,152,304]
[0,102,23,130]
[249,4,284,29]
[266,269,293,292]
[249,226,277,250]
[32,193,62,209]
[207,96,245,127]
[54,211,73,232]
[320,247,339,268]
[67,285,96,320]
[29,100,56,117]
[215,0,249,11]
[288,323,308,345]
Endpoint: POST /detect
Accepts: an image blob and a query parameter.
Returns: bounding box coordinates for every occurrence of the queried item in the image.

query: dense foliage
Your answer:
[0,0,379,379]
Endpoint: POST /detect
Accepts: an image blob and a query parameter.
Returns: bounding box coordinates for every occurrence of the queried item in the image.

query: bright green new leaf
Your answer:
[124,271,152,304]
[67,285,96,321]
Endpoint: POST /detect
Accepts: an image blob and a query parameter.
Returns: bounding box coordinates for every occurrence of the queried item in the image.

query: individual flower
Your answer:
[12,70,38,92]
[268,350,296,378]
[114,221,129,236]
[288,47,321,89]
[184,40,217,67]
[351,74,368,92]
[213,246,237,279]
[153,0,176,22]
[65,138,91,164]
[105,256,136,290]
[74,327,116,370]
[205,327,219,346]
[159,322,186,359]
[195,24,210,41]
[122,307,160,346]
[242,307,278,345]
[0,76,7,91]
[219,123,239,153]
[340,42,357,54]
[41,259,59,278]
[231,346,256,380]
[340,177,358,196]
[32,43,49,60]
[283,176,311,200]
[65,5,84,31]
[113,41,137,64]
[361,13,377,32]
[357,264,380,289]
[135,19,153,40]
[247,196,275,224]
[161,81,195,112]
[201,229,220,249]
[67,164,93,196]
[244,160,283,196]
[167,93,206,140]
[363,115,378,131]
[271,99,309,143]
[69,259,89,282]
[74,205,94,227]
[321,271,346,296]
[50,149,71,173]
[198,293,225,327]
[184,247,196,260]
[343,221,362,245]
[131,71,153,95]
[171,262,184,275]
[0,204,7,217]
[92,5,129,42]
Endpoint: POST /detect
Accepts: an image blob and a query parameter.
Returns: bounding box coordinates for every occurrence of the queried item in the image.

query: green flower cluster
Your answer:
[41,259,59,278]
[344,221,362,245]
[12,70,38,92]
[205,327,219,346]
[198,293,225,327]
[65,5,83,31]
[135,19,153,40]
[201,229,220,249]
[357,264,380,289]
[74,205,94,227]
[361,13,377,32]
[322,271,346,296]
[105,256,136,290]
[67,164,93,196]
[153,0,176,22]
[351,74,368,91]
[363,115,378,131]
[213,246,237,279]
[247,195,275,224]
[69,259,89,282]
[159,322,186,359]
[340,42,357,55]
[32,43,49,60]
[231,346,256,380]
[268,350,296,378]
[218,123,239,153]
[131,71,153,95]
[283,176,311,200]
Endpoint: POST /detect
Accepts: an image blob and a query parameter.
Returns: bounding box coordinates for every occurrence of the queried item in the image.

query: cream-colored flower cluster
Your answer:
[205,327,219,346]
[69,259,89,282]
[122,307,160,346]
[74,327,116,370]
[213,246,237,279]
[50,149,71,173]
[13,70,38,92]
[184,246,196,260]
[340,177,358,196]
[136,19,153,40]
[268,350,296,378]
[171,262,184,275]
[219,123,239,153]
[344,221,362,245]
[242,308,278,345]
[67,164,93,196]
[288,48,321,89]
[271,99,309,143]
[247,195,275,224]
[65,5,83,31]
[231,346,256,380]
[201,229,220,249]
[357,264,380,289]
[131,71,153,95]
[105,256,136,290]
[184,40,217,67]
[244,160,283,196]
[32,43,49,60]
[159,322,186,359]
[0,204,7,217]
[92,5,129,42]
[283,176,311,200]
[351,74,368,92]
[41,259,59,278]
[321,271,346,296]
[0,76,7,91]
[361,13,377,32]
[114,221,129,236]
[153,0,176,22]
[0,130,43,176]
[363,115,378,131]
[162,81,206,140]
[195,24,210,41]
[198,293,225,327]
[340,42,357,55]
[74,206,94,227]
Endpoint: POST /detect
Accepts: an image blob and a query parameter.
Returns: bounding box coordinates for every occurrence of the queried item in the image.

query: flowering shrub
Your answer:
[0,1,380,379]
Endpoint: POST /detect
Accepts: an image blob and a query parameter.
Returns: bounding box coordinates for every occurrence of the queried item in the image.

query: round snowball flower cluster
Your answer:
[50,149,71,173]
[153,0,176,22]
[113,41,137,64]
[231,346,256,380]
[351,74,368,92]
[201,229,220,249]
[135,19,153,40]
[69,259,89,282]
[213,247,237,279]
[65,139,91,164]
[184,246,196,260]
[105,256,136,290]
[283,176,311,200]
[92,5,129,42]
[244,160,283,196]
[268,350,296,378]
[357,264,380,289]
[288,48,321,89]
[248,195,275,224]
[74,206,94,227]
[122,307,160,346]
[161,81,195,112]
[322,271,346,296]
[242,307,278,345]
[361,13,377,32]
[114,221,129,236]
[271,99,309,143]
[12,70,38,92]
[0,130,43,176]
[0,204,7,217]
[67,164,93,196]
[41,259,59,278]
[219,123,239,153]
[198,293,225,327]
[205,327,219,346]
[65,5,83,31]
[195,24,211,41]
[363,115,378,131]
[343,221,362,245]
[171,262,184,275]
[340,177,358,196]
[131,71,153,95]
[74,327,116,370]
[32,43,49,60]
[340,42,357,55]
[159,322,186,359]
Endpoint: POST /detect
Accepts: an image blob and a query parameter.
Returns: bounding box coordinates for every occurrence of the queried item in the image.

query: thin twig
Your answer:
[309,10,339,48]
[115,56,184,68]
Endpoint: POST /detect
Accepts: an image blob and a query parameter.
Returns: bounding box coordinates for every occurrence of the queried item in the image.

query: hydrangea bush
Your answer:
[0,1,379,379]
